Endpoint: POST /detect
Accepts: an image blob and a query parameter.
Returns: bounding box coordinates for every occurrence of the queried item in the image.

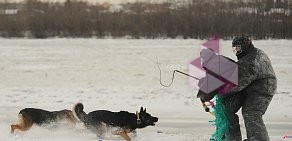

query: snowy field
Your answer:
[0,38,291,141]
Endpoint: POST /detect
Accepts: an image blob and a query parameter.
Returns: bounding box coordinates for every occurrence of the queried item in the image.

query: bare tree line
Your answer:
[0,0,291,39]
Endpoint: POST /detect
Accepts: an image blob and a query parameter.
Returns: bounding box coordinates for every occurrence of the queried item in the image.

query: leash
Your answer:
[156,58,214,116]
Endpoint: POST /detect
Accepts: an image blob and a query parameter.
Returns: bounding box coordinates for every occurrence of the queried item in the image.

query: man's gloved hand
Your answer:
[197,90,217,102]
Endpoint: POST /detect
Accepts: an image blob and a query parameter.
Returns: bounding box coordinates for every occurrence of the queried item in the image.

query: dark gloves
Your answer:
[197,90,217,102]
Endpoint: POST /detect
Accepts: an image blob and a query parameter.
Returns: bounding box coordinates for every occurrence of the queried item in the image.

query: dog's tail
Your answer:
[73,103,87,123]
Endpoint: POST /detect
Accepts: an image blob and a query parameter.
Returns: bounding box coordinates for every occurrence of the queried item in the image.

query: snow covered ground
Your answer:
[0,38,291,141]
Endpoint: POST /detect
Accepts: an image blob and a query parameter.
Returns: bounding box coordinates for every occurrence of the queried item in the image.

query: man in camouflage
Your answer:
[197,36,277,141]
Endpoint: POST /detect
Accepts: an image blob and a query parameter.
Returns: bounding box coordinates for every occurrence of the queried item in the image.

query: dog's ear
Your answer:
[140,107,144,113]
[144,108,147,112]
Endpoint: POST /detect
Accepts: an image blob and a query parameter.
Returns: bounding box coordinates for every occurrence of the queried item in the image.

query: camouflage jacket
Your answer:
[222,47,277,97]
[197,47,277,101]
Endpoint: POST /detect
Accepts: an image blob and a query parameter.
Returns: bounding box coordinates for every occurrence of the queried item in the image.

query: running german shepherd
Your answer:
[11,108,77,133]
[73,103,158,141]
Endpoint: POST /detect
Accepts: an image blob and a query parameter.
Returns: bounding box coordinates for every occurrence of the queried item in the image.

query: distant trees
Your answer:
[0,0,291,39]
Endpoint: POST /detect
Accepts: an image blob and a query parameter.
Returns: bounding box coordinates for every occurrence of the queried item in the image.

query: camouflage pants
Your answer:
[224,90,274,141]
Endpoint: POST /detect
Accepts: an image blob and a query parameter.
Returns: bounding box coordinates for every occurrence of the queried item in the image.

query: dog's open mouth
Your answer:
[151,117,159,125]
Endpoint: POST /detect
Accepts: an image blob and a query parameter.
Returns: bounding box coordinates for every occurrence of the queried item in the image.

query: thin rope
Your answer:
[156,57,199,87]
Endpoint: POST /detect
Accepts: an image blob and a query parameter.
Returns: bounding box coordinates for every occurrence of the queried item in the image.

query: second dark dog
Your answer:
[11,108,77,133]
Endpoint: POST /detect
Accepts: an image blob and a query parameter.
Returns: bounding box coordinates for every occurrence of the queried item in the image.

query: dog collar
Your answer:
[136,111,141,125]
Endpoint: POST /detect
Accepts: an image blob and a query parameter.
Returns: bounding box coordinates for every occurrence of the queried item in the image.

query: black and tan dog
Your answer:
[10,108,77,133]
[73,103,158,141]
